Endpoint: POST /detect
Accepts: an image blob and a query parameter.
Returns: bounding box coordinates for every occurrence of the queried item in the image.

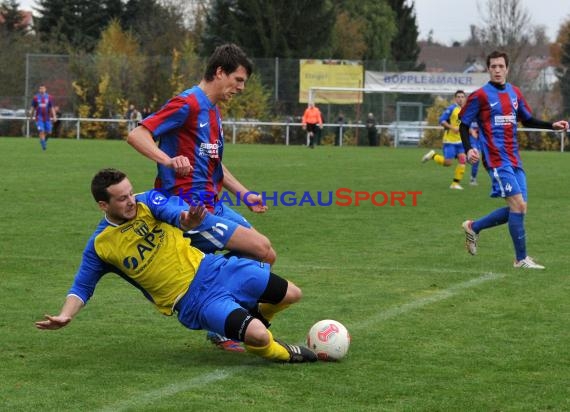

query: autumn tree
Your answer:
[73,20,145,138]
[335,0,397,61]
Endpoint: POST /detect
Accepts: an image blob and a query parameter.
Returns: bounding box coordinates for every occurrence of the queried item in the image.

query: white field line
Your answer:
[97,271,505,412]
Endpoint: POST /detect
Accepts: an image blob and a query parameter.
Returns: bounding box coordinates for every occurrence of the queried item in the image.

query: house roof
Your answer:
[0,10,33,30]
[418,41,552,73]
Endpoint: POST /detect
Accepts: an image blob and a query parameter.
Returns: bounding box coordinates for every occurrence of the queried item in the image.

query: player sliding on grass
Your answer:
[35,169,317,364]
[459,50,569,269]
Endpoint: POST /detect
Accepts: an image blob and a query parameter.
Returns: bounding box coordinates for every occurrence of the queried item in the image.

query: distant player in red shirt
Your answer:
[30,85,57,151]
[459,50,569,269]
[127,44,276,351]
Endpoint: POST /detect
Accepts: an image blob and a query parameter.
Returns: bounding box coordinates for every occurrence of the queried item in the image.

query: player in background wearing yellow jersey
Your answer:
[35,168,317,364]
[421,90,467,190]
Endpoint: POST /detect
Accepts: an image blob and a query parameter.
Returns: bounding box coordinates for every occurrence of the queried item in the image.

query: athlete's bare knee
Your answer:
[283,282,302,304]
[252,233,276,264]
[244,319,269,346]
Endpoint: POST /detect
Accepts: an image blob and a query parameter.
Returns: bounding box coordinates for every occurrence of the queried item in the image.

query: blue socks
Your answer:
[508,212,526,261]
[471,207,509,233]
[40,139,47,150]
[471,162,479,179]
[471,207,526,261]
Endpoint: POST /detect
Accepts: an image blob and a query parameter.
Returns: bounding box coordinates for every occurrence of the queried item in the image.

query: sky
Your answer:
[17,0,570,46]
[415,0,570,45]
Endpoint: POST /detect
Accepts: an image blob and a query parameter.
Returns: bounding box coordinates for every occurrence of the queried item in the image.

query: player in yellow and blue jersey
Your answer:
[35,168,317,364]
[421,90,467,190]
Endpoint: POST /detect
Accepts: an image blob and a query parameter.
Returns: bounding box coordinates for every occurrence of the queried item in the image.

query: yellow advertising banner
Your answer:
[299,59,363,104]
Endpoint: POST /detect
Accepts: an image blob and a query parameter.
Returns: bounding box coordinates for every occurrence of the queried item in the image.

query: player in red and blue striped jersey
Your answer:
[29,85,57,151]
[127,44,275,351]
[459,50,569,269]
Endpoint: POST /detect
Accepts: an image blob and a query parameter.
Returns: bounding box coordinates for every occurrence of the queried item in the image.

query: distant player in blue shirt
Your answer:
[35,168,317,364]
[30,85,57,151]
[459,50,569,269]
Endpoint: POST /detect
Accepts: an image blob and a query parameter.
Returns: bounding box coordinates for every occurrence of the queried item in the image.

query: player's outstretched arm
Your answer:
[35,295,84,330]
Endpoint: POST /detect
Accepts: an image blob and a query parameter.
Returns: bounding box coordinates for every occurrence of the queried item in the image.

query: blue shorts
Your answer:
[469,136,481,152]
[488,166,527,201]
[442,143,464,160]
[36,119,52,133]
[175,254,270,334]
[186,203,251,253]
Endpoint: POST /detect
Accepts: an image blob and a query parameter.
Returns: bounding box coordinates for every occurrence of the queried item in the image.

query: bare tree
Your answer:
[474,0,533,84]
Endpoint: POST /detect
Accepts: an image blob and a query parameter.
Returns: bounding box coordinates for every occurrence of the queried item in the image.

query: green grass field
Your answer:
[1,137,569,411]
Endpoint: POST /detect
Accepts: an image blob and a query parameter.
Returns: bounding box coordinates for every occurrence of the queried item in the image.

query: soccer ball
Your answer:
[306,319,351,361]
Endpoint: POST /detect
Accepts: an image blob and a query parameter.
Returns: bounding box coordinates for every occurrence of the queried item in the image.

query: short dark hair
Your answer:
[486,50,509,68]
[203,43,253,81]
[91,168,127,202]
[454,90,465,97]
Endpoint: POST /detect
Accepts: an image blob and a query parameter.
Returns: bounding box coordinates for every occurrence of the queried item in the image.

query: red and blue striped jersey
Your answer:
[459,82,532,169]
[31,92,53,121]
[141,86,224,207]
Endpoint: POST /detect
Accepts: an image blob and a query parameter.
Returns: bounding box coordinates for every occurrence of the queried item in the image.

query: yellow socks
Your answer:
[245,330,289,362]
[258,302,290,322]
[433,154,445,165]
[454,164,466,182]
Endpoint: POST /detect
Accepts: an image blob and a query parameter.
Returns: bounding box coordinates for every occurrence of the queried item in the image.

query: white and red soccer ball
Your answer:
[306,319,351,361]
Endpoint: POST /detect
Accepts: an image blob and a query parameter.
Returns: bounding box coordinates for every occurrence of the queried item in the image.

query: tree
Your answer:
[330,11,367,59]
[72,20,146,138]
[121,0,189,57]
[555,19,570,117]
[0,0,27,35]
[201,0,335,58]
[471,0,533,84]
[386,0,422,70]
[336,0,397,61]
[35,0,124,52]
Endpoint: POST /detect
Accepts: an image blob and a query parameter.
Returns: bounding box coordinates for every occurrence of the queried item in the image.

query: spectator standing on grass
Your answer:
[35,168,317,364]
[459,50,569,269]
[421,90,467,190]
[302,102,323,148]
[127,43,276,352]
[335,112,345,146]
[366,112,378,146]
[29,85,56,151]
[52,106,62,138]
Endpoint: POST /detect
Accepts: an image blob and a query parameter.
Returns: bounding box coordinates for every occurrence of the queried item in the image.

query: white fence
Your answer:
[0,115,567,151]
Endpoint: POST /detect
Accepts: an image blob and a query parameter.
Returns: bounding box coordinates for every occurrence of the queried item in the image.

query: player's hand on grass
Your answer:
[35,314,72,330]
[168,155,193,177]
[180,203,207,231]
[245,192,268,213]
